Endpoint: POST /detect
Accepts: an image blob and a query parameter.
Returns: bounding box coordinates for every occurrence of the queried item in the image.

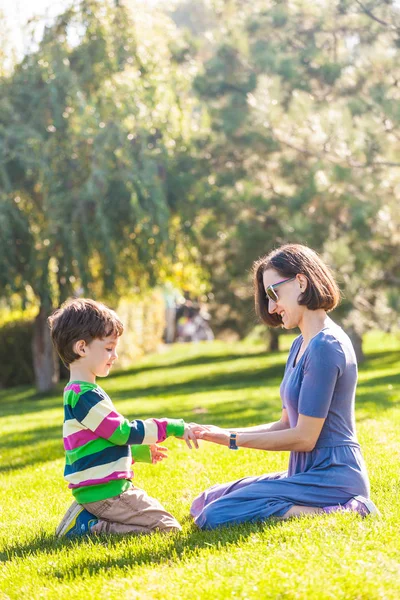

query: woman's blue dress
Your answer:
[191,321,370,529]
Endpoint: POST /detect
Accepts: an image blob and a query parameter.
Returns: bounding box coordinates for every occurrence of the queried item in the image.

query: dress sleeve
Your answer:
[298,336,345,419]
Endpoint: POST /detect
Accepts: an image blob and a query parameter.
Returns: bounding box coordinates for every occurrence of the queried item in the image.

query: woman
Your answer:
[191,244,378,530]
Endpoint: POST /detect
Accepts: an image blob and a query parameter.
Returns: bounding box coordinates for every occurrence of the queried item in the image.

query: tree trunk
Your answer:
[32,306,59,392]
[268,329,280,352]
[347,327,365,364]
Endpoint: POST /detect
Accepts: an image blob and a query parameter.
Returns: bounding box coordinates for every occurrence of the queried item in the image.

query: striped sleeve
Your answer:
[68,387,185,446]
[131,445,152,463]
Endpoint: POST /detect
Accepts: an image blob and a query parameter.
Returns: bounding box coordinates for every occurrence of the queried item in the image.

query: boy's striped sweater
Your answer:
[63,381,185,503]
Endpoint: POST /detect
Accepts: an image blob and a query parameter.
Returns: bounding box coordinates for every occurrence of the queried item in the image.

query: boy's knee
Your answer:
[159,520,182,533]
[154,512,182,533]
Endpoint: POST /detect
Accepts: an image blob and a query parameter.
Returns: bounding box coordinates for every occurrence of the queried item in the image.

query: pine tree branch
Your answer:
[350,160,400,168]
[271,129,400,168]
[355,0,397,29]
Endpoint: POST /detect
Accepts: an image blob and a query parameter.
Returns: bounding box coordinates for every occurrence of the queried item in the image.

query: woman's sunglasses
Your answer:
[265,276,297,303]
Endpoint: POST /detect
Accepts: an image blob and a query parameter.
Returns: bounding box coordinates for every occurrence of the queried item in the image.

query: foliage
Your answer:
[0,0,207,389]
[0,333,400,598]
[0,0,200,308]
[0,318,34,387]
[172,0,400,339]
[1,0,400,368]
[116,290,166,366]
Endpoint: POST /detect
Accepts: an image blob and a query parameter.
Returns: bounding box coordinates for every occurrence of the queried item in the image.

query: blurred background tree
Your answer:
[0,0,205,390]
[169,0,400,354]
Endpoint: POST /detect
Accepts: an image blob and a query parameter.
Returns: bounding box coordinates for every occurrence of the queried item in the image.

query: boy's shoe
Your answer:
[56,500,98,538]
[323,495,380,517]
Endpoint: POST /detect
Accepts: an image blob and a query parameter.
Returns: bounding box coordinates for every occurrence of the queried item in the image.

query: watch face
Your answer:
[229,433,238,449]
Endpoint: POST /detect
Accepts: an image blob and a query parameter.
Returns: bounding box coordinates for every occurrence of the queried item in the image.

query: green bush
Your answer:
[0,319,34,388]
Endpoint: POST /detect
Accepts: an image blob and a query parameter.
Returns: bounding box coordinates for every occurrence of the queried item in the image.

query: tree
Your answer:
[0,0,201,390]
[173,0,400,356]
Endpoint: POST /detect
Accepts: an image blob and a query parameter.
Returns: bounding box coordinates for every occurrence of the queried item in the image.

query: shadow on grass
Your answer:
[0,386,63,418]
[0,424,63,474]
[0,518,284,576]
[0,424,61,450]
[360,350,400,368]
[111,363,284,404]
[358,372,400,393]
[111,350,269,379]
[355,353,400,414]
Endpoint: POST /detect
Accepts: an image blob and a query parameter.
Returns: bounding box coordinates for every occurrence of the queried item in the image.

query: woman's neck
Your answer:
[298,310,330,346]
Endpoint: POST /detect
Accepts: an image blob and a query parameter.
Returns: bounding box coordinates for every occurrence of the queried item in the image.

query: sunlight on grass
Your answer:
[1,333,399,599]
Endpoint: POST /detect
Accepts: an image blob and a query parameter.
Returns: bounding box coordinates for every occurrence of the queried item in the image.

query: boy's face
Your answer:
[82,334,119,378]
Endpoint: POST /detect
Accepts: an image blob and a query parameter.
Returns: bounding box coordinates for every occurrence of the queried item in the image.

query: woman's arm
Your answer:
[234,408,290,434]
[237,414,325,451]
[195,414,325,453]
[196,336,344,451]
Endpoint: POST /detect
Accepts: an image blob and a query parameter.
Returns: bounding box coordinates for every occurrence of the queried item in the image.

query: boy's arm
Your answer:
[70,388,185,446]
[131,444,169,464]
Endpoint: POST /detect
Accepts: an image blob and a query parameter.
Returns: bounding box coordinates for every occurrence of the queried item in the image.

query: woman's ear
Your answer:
[297,274,308,292]
[73,339,87,357]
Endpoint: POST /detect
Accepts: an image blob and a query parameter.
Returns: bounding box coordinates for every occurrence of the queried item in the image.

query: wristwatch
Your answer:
[229,432,238,450]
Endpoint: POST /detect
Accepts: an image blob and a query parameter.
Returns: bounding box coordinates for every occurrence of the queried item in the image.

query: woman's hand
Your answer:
[150,444,168,464]
[175,424,200,449]
[182,424,199,449]
[190,423,231,447]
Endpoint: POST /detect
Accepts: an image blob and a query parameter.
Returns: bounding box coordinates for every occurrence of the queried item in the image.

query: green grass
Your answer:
[1,332,400,599]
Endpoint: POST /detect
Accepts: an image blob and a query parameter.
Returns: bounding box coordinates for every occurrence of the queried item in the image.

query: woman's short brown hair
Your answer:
[48,298,124,367]
[253,244,340,328]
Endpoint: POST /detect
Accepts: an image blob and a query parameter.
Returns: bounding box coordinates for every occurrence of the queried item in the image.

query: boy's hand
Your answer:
[150,444,168,464]
[182,424,199,449]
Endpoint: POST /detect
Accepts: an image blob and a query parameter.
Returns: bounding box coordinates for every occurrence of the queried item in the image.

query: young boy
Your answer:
[48,297,198,537]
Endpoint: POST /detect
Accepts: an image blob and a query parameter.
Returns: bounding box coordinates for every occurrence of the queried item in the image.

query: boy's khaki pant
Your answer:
[82,486,182,535]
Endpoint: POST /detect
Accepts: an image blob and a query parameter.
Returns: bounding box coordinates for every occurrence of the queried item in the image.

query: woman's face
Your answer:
[262,268,306,330]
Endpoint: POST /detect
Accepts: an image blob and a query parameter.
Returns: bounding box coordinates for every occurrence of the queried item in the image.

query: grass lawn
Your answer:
[1,332,399,599]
